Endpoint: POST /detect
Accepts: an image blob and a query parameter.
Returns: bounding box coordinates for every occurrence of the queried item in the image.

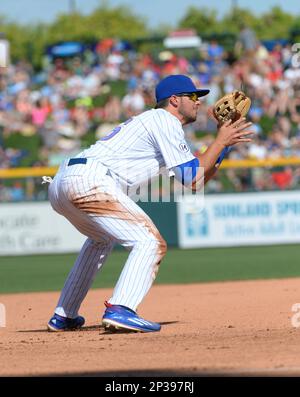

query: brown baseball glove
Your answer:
[213,90,251,126]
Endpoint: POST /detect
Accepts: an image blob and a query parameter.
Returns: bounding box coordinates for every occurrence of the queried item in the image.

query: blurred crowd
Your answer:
[1,28,300,201]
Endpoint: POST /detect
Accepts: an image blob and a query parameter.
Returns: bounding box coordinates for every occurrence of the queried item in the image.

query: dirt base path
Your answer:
[1,278,300,376]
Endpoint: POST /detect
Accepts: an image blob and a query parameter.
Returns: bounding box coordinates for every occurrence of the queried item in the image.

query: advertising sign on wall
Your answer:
[0,202,85,256]
[177,191,300,248]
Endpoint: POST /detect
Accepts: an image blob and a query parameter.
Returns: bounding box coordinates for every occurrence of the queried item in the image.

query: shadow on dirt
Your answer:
[17,321,179,334]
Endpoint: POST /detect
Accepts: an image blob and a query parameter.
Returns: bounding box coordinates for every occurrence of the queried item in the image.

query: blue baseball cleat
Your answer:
[102,301,161,333]
[47,313,85,332]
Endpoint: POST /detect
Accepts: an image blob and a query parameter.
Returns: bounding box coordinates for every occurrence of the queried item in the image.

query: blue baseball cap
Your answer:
[155,74,210,103]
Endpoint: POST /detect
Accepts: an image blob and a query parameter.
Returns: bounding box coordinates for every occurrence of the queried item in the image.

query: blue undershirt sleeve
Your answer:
[215,146,231,166]
[171,157,200,186]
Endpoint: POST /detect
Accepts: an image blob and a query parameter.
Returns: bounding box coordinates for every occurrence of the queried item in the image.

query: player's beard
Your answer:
[178,101,198,125]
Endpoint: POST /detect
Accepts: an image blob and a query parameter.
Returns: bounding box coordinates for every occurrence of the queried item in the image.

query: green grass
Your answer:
[1,245,300,294]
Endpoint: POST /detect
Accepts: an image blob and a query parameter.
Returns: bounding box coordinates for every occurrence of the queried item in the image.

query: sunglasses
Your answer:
[176,92,199,102]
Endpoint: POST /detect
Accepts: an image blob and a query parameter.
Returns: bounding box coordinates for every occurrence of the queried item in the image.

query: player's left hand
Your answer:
[213,90,252,126]
[216,117,254,147]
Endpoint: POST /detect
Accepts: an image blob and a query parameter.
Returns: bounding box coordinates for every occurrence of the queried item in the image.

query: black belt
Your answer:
[68,158,87,166]
[67,157,111,177]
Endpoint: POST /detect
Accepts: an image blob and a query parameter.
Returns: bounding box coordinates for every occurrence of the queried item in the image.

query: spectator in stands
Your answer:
[31,98,51,128]
[235,23,258,57]
[121,87,145,118]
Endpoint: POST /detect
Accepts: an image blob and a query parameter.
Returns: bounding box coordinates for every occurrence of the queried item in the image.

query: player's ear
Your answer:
[169,95,179,107]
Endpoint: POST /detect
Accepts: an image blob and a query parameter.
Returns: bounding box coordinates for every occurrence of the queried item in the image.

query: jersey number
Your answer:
[100,117,133,141]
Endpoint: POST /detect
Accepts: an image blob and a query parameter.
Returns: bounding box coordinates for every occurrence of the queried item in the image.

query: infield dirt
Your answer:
[1,278,300,376]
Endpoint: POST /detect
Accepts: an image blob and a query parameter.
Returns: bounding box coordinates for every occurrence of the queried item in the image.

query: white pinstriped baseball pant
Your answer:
[48,160,167,318]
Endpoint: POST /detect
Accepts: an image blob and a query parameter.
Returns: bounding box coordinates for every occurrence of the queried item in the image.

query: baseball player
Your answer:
[47,74,253,333]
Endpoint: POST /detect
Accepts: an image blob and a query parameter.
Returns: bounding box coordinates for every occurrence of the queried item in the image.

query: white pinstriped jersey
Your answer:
[78,109,195,187]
